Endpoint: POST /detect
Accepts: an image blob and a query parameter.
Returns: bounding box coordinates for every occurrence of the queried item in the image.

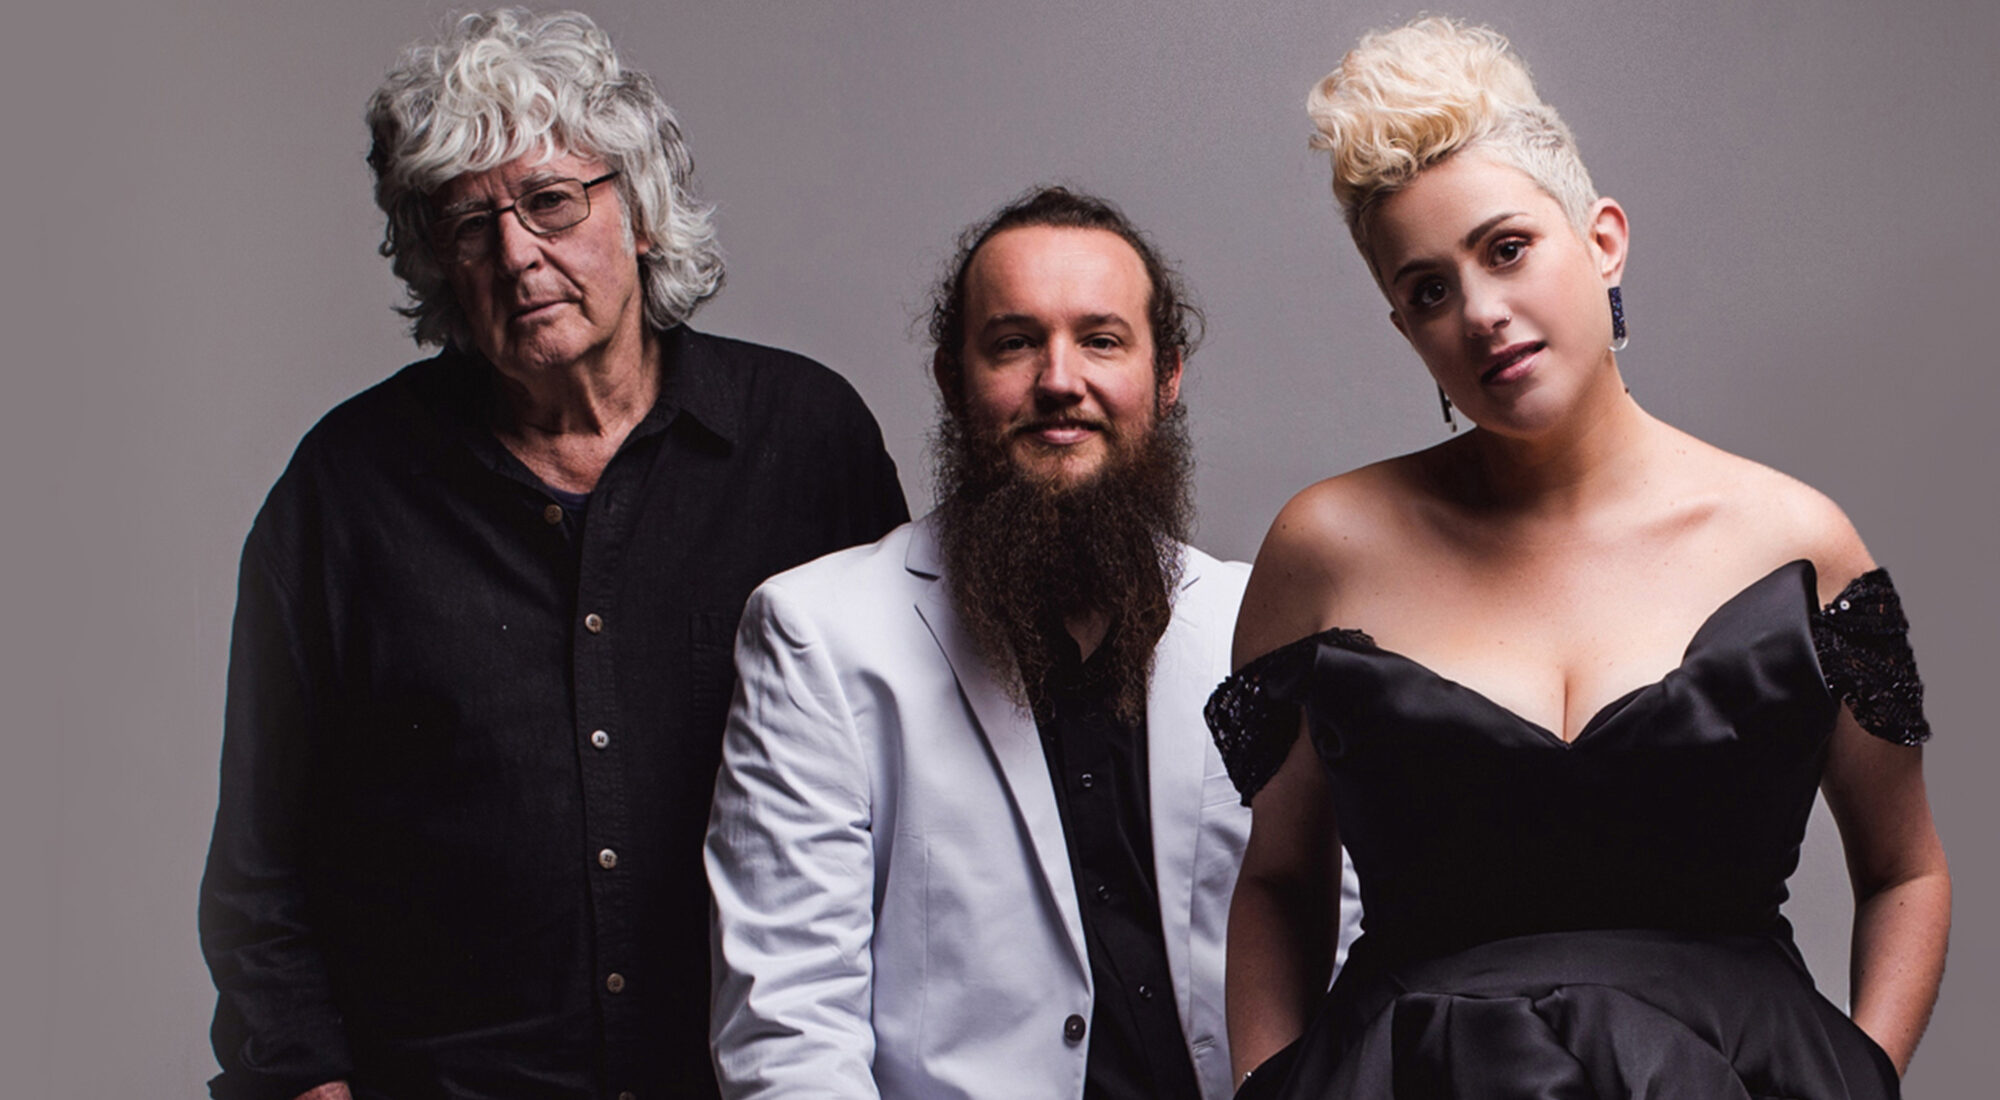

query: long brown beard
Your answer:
[932,404,1193,724]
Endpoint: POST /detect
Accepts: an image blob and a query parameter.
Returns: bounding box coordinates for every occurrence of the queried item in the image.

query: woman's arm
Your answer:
[1796,495,1951,1075]
[1227,728,1343,1084]
[1224,489,1355,1084]
[1820,714,1950,1075]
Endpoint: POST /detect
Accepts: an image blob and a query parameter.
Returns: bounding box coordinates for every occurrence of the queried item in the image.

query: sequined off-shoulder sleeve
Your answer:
[1810,568,1930,746]
[1205,629,1372,804]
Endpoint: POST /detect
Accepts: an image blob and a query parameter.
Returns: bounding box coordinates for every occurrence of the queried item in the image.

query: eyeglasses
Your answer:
[429,171,621,263]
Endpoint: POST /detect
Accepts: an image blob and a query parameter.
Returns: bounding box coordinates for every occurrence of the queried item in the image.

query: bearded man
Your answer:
[706,187,1357,1100]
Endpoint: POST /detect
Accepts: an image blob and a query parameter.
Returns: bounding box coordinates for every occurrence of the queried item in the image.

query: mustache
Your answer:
[1014,414,1109,434]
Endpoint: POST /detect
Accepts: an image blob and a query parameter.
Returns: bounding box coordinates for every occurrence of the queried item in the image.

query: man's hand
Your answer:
[293,1083,352,1100]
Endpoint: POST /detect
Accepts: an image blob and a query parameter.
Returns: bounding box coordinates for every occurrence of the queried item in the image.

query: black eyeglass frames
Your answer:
[429,171,621,262]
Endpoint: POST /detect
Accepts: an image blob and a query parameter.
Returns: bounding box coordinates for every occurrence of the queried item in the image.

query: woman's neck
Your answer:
[1449,366,1661,519]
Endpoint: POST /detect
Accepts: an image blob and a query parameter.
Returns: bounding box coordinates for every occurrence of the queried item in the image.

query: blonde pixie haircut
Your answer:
[1308,16,1599,264]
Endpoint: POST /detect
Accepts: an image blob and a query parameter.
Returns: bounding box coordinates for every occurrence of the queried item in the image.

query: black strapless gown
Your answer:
[1207,561,1929,1099]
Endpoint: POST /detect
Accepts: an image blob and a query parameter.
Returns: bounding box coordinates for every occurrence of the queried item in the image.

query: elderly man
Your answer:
[198,11,905,1100]
[706,187,1361,1099]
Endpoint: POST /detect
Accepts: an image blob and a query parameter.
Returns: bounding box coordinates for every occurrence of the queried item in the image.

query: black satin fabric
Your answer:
[1243,562,1899,1099]
[1244,931,1896,1100]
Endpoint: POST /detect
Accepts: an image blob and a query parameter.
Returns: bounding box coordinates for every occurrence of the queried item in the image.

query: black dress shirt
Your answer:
[199,326,907,1100]
[1036,629,1203,1100]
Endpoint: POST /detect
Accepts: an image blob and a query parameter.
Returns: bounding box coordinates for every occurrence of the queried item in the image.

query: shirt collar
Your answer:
[431,323,740,459]
[652,323,741,448]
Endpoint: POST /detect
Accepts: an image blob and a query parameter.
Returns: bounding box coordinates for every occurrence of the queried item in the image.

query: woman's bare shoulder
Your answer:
[1235,454,1437,666]
[1678,437,1876,598]
[1261,456,1436,576]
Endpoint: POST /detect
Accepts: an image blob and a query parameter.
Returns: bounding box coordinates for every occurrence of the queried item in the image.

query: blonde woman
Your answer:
[1208,17,1948,1098]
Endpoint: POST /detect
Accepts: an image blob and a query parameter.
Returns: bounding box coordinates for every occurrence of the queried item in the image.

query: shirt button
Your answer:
[542,503,563,525]
[1094,884,1111,903]
[1138,983,1154,1000]
[1079,772,1094,789]
[1063,1014,1087,1043]
[584,612,604,634]
[598,848,619,870]
[606,972,626,994]
[591,729,610,750]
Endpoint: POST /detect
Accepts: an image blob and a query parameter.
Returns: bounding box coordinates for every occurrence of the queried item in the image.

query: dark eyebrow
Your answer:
[1463,211,1524,251]
[1388,211,1526,286]
[976,312,1042,337]
[975,312,1136,338]
[1075,313,1135,333]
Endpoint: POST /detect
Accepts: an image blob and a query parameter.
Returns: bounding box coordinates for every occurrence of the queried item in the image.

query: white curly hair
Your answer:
[367,8,724,346]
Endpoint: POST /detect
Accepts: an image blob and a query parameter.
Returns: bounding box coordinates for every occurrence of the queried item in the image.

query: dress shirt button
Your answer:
[1079,772,1094,789]
[1063,1014,1087,1043]
[598,848,619,870]
[591,729,610,750]
[1138,983,1154,1000]
[606,972,626,994]
[584,612,604,634]
[542,503,564,525]
[1094,884,1111,903]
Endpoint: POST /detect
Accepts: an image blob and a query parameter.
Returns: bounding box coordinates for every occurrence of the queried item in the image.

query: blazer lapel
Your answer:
[1147,555,1209,1025]
[908,519,1091,984]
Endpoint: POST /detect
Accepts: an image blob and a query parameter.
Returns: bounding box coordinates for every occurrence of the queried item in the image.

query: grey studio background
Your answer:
[1,0,1993,1095]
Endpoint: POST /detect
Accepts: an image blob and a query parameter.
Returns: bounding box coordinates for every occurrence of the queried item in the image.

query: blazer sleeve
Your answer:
[706,581,882,1099]
[198,519,353,1100]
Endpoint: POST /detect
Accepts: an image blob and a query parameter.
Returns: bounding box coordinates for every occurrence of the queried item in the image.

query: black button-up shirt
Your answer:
[1036,630,1203,1100]
[199,326,907,1100]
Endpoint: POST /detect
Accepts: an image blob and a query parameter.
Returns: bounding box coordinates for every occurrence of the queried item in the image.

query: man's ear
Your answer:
[1156,350,1184,414]
[932,349,963,415]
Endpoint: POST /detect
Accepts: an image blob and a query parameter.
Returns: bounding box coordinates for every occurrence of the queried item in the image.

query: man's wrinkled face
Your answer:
[947,226,1180,488]
[434,151,649,379]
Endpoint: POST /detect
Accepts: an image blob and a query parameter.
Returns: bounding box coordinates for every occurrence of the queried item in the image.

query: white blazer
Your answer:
[707,516,1263,1099]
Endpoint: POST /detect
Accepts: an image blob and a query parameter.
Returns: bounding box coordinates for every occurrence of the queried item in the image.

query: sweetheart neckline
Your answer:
[1294,559,1823,749]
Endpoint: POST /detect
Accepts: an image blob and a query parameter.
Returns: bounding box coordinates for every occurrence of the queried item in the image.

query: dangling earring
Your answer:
[1608,286,1629,352]
[1438,384,1457,433]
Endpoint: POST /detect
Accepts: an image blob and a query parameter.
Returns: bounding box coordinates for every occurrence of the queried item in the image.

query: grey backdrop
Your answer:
[3,0,1993,1095]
